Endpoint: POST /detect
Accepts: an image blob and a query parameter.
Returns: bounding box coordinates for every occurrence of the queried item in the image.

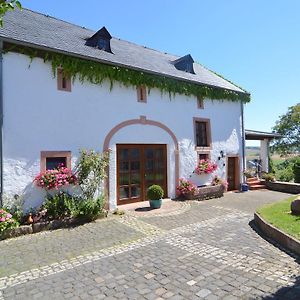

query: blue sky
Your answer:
[20,0,300,144]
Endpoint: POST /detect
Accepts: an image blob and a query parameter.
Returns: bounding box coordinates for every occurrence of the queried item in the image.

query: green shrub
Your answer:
[277,168,294,182]
[262,173,276,182]
[67,196,104,221]
[43,192,105,221]
[273,158,296,182]
[43,191,73,219]
[147,185,164,200]
[75,149,110,200]
[293,158,300,183]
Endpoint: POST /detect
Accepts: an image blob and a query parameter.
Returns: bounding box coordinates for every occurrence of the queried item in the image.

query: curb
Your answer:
[254,212,300,256]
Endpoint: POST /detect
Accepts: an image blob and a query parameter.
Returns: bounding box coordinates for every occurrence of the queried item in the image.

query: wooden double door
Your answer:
[117,144,167,205]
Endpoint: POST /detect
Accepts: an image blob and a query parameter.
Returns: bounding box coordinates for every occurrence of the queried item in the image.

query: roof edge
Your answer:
[1,37,250,100]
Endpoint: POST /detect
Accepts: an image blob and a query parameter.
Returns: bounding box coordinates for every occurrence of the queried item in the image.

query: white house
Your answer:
[0,9,250,210]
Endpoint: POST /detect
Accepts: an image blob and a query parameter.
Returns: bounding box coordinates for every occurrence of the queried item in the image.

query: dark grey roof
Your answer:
[245,130,281,140]
[0,8,247,94]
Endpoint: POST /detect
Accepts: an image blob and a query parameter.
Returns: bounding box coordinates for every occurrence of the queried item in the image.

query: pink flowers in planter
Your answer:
[194,159,217,175]
[34,165,77,190]
[176,178,197,196]
[211,175,228,190]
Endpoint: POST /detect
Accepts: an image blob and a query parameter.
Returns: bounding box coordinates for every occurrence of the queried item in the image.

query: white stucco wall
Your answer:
[2,52,244,210]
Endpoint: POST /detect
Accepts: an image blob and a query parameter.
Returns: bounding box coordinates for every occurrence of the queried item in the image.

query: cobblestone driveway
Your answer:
[1,191,299,299]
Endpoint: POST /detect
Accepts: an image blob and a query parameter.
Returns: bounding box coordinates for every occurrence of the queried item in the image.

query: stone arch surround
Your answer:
[103,116,180,207]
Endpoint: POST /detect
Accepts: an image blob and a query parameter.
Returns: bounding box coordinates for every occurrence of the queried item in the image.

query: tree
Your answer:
[272,103,300,155]
[0,0,21,27]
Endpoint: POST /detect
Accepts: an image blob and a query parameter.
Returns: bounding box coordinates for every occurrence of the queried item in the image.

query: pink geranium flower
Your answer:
[34,165,77,190]
[194,159,218,175]
[176,178,197,196]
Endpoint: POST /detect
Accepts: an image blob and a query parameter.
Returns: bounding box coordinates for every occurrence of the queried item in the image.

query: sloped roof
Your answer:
[0,8,247,94]
[245,130,281,140]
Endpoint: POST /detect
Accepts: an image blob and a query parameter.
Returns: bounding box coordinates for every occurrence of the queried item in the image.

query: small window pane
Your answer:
[120,162,129,172]
[155,149,163,159]
[120,173,129,185]
[146,160,154,170]
[131,173,141,184]
[130,161,140,171]
[131,186,141,198]
[199,153,209,160]
[146,149,154,159]
[119,186,130,199]
[46,157,67,170]
[119,149,129,161]
[130,148,140,160]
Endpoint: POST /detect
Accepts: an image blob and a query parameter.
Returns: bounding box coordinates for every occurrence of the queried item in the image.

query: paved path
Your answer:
[1,190,299,299]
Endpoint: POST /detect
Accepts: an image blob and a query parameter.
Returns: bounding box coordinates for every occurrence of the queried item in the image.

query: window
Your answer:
[172,54,195,74]
[197,97,204,109]
[137,85,147,102]
[98,38,109,50]
[198,153,209,160]
[40,151,71,172]
[194,118,211,148]
[85,26,113,53]
[57,68,71,92]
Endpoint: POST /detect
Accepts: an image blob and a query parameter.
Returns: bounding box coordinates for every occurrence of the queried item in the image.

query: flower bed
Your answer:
[0,212,107,241]
[177,184,225,201]
[0,149,111,241]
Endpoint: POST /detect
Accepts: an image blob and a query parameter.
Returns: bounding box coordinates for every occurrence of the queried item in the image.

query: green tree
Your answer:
[0,0,21,26]
[272,103,300,155]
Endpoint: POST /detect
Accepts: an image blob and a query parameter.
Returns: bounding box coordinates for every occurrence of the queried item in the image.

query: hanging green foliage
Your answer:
[6,45,250,103]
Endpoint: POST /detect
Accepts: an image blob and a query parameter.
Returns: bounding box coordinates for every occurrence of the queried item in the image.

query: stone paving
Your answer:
[1,190,300,299]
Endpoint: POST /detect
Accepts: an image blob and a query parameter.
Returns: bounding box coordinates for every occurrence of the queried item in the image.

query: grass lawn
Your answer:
[257,196,300,241]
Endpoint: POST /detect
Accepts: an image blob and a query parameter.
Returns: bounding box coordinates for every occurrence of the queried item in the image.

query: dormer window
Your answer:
[172,54,195,74]
[85,26,113,53]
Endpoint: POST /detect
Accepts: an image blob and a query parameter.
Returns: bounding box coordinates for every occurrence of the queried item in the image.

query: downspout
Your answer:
[0,40,3,207]
[240,100,246,184]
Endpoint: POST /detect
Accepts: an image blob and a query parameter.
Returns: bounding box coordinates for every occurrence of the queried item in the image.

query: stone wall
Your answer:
[265,181,300,194]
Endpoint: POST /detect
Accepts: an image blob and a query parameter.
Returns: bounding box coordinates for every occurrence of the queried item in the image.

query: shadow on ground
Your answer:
[262,276,300,299]
[249,219,300,299]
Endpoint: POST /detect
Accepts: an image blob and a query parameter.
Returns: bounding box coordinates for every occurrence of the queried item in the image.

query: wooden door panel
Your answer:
[117,144,167,205]
[117,146,143,204]
[227,157,239,191]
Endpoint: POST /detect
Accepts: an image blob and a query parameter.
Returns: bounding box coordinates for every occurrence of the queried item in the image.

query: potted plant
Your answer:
[147,185,164,209]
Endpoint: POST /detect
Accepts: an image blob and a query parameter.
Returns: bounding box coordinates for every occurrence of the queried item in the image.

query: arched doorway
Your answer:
[103,116,179,208]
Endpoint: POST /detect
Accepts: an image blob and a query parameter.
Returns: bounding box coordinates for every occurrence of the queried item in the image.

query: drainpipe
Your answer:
[240,100,246,184]
[0,40,3,207]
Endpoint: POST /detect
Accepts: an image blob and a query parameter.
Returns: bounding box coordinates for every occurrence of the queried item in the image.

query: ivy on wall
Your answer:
[6,44,250,103]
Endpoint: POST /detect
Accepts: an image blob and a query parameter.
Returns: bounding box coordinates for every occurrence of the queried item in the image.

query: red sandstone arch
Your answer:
[103,116,179,203]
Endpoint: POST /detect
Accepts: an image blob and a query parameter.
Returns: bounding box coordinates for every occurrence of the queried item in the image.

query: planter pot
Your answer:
[183,192,195,200]
[149,199,162,209]
[194,184,224,201]
[190,173,211,187]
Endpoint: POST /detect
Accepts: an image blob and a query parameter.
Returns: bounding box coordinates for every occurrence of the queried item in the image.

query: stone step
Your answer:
[247,180,261,186]
[247,177,259,182]
[249,184,266,190]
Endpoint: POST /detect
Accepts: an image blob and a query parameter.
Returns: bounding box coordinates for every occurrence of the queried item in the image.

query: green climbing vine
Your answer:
[6,45,250,103]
